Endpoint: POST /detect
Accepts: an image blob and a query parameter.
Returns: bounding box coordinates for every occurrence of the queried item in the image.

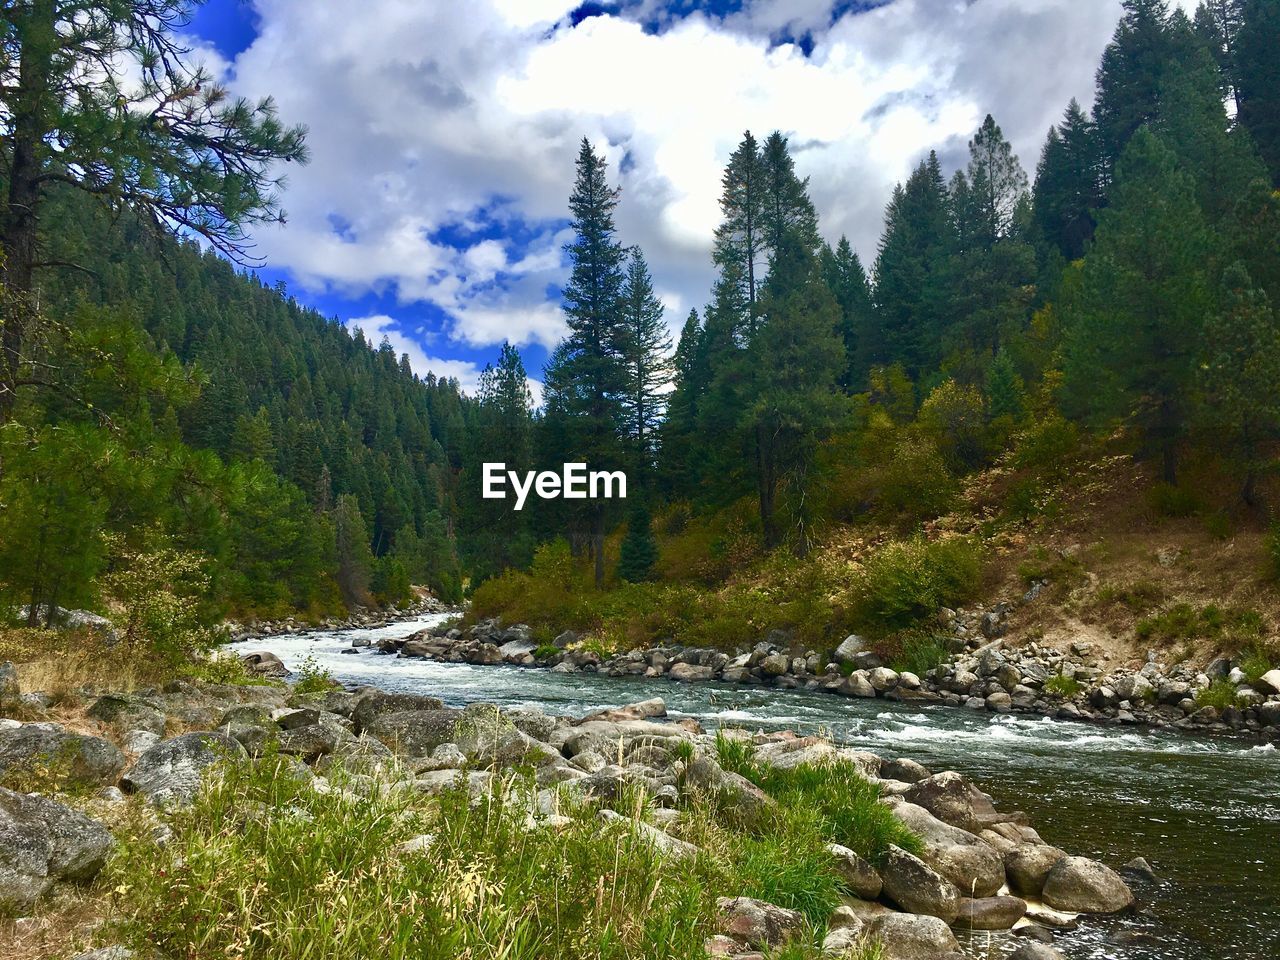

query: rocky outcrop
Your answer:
[121,731,247,806]
[0,725,126,790]
[0,786,112,910]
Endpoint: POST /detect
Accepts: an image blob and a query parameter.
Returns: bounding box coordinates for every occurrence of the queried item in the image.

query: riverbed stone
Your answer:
[1008,944,1066,960]
[717,896,804,948]
[887,799,1005,897]
[351,691,446,733]
[1005,843,1068,897]
[867,912,961,960]
[669,662,715,682]
[121,731,246,806]
[0,786,113,910]
[901,771,1002,833]
[881,758,930,783]
[685,755,775,827]
[826,842,882,899]
[1041,856,1134,913]
[86,694,166,737]
[0,726,126,791]
[365,709,460,757]
[1254,670,1280,695]
[880,844,960,922]
[954,895,1027,929]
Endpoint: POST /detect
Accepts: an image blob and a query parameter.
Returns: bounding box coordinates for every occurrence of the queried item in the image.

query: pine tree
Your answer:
[966,115,1030,247]
[760,131,822,260]
[658,309,707,499]
[616,500,657,582]
[1199,262,1280,506]
[618,248,673,482]
[545,139,629,585]
[986,350,1025,422]
[1033,100,1103,260]
[820,237,874,390]
[333,494,374,607]
[0,0,307,419]
[872,152,954,377]
[714,132,769,312]
[1062,130,1216,483]
[1235,0,1280,184]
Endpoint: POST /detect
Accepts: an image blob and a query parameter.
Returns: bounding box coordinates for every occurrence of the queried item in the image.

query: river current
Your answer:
[231,615,1280,960]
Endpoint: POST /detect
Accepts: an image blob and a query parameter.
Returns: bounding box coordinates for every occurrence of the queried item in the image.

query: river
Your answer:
[231,615,1280,960]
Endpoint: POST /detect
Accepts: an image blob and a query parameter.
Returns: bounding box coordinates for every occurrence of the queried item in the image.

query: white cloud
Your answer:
[226,0,1145,358]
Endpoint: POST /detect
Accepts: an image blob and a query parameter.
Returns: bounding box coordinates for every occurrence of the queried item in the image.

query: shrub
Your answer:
[532,643,559,660]
[1195,678,1242,710]
[1146,482,1202,518]
[1136,603,1264,648]
[1043,672,1083,698]
[889,632,950,677]
[1239,645,1277,685]
[1268,524,1280,580]
[877,436,957,523]
[1012,414,1079,475]
[916,379,988,472]
[103,537,219,663]
[293,653,337,695]
[850,537,982,633]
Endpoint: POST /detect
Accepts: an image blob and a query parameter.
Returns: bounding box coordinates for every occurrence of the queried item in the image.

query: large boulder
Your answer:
[954,895,1027,929]
[1041,856,1134,913]
[1005,843,1068,897]
[834,635,867,663]
[454,708,560,768]
[1008,945,1066,960]
[239,650,288,678]
[86,694,166,737]
[684,755,776,828]
[0,726,125,791]
[364,709,460,757]
[1255,669,1280,695]
[879,844,960,923]
[121,731,246,806]
[888,799,1005,897]
[867,912,961,960]
[669,663,714,682]
[827,842,882,899]
[351,691,446,734]
[0,786,112,911]
[276,716,357,761]
[902,771,1003,833]
[717,896,804,949]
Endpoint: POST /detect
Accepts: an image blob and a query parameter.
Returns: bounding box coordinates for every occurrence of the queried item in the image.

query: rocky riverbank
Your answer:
[2,655,1141,960]
[366,605,1280,741]
[224,593,457,640]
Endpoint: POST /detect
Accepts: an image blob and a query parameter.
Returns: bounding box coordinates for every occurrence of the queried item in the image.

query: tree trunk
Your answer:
[0,0,57,423]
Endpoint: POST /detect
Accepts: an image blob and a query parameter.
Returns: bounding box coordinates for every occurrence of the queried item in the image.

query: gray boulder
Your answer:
[867,912,961,960]
[834,635,867,663]
[350,691,446,733]
[1008,945,1066,960]
[239,650,288,678]
[901,771,1002,833]
[1005,843,1068,897]
[0,726,125,790]
[954,894,1028,929]
[0,786,112,911]
[86,694,166,737]
[1041,856,1134,913]
[364,708,460,757]
[121,731,246,806]
[717,896,804,949]
[826,842,882,899]
[880,844,960,922]
[684,755,776,828]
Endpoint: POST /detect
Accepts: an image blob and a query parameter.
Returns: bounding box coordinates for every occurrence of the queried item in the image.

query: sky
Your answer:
[183,0,1199,396]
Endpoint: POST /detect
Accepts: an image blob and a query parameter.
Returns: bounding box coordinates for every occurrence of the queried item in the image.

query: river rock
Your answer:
[277,716,356,760]
[0,726,126,790]
[954,894,1027,929]
[0,786,112,910]
[902,771,1001,833]
[717,896,804,948]
[351,691,446,733]
[669,663,715,682]
[239,650,288,678]
[827,842,882,899]
[1041,856,1134,913]
[580,698,666,724]
[834,635,866,663]
[880,844,960,922]
[867,912,961,960]
[365,709,460,757]
[597,809,697,860]
[869,667,900,692]
[121,731,246,806]
[454,712,559,768]
[1005,843,1067,897]
[684,755,775,827]
[887,799,1005,897]
[86,694,166,737]
[822,919,866,955]
[1254,669,1280,695]
[1008,944,1066,960]
[881,758,930,783]
[842,672,877,698]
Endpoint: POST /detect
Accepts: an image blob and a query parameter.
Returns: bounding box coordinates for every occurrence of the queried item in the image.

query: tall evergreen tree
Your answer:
[545,139,629,586]
[1235,0,1280,184]
[657,309,707,499]
[966,114,1030,247]
[618,248,673,482]
[0,0,307,419]
[760,131,822,260]
[1062,130,1216,483]
[1033,100,1103,260]
[713,132,769,312]
[821,237,874,391]
[1199,262,1280,506]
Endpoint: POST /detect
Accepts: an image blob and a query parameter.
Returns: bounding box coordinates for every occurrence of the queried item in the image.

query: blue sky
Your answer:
[181,0,1184,395]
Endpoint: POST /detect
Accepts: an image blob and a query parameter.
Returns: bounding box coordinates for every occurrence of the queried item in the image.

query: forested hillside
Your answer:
[471,0,1280,666]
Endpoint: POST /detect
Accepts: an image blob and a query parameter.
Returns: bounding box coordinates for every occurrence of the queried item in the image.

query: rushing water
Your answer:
[232,616,1280,960]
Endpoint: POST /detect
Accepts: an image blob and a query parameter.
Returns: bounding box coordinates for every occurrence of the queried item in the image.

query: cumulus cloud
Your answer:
[219,0,1160,362]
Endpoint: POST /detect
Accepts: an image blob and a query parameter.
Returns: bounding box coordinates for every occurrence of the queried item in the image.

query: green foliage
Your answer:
[1196,678,1243,710]
[1239,644,1278,685]
[874,435,957,525]
[103,536,220,663]
[293,654,338,695]
[617,502,658,583]
[1147,482,1204,518]
[850,537,983,633]
[1268,524,1280,580]
[1043,672,1084,698]
[1135,602,1265,648]
[889,633,950,677]
[917,379,988,472]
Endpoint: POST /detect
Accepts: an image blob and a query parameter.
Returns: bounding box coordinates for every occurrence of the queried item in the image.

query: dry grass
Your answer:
[0,888,110,960]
